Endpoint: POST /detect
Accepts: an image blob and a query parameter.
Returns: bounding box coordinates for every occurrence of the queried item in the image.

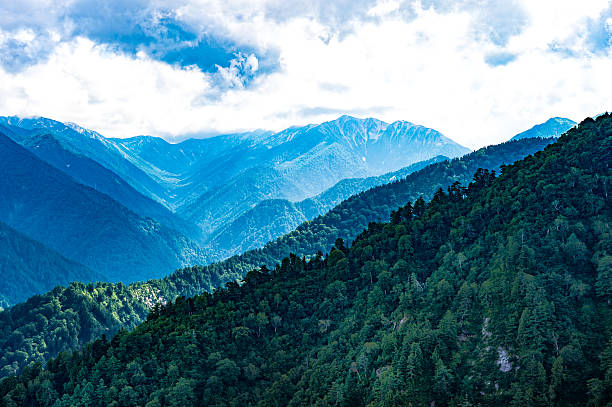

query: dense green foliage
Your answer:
[3,115,608,406]
[0,137,553,381]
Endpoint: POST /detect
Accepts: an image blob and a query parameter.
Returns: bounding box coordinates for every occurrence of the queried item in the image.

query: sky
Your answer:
[0,0,611,148]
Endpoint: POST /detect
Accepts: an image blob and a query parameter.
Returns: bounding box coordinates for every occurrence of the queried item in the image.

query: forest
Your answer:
[0,137,553,380]
[0,114,609,406]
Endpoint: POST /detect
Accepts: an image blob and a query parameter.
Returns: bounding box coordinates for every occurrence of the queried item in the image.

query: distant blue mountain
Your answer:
[20,133,200,240]
[510,117,576,140]
[173,116,470,237]
[0,116,169,204]
[0,221,103,308]
[207,155,449,256]
[0,132,208,282]
[0,114,470,270]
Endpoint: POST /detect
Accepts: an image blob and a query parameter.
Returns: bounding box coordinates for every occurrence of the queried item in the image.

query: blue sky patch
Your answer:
[485,52,517,67]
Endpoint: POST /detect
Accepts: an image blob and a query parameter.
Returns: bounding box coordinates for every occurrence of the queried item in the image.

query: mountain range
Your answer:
[0,114,576,306]
[0,115,471,287]
[0,135,556,379]
[114,115,471,239]
[1,114,608,405]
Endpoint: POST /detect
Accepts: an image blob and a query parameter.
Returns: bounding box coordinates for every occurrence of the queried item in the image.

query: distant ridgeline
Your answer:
[0,136,554,379]
[0,115,470,249]
[1,114,609,406]
[0,115,573,306]
[0,115,471,304]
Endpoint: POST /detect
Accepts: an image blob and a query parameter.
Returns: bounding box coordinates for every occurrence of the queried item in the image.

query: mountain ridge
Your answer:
[0,131,209,282]
[510,117,576,140]
[0,135,555,380]
[2,114,609,405]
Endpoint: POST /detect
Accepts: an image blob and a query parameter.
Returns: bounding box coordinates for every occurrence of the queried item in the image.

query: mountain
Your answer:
[176,116,470,237]
[510,117,576,140]
[1,115,470,245]
[0,136,553,380]
[2,115,610,406]
[208,156,448,256]
[19,133,201,239]
[0,116,169,204]
[0,221,103,308]
[0,132,208,282]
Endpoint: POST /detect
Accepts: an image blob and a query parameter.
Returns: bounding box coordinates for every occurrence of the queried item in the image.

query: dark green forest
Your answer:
[0,137,553,380]
[1,115,610,406]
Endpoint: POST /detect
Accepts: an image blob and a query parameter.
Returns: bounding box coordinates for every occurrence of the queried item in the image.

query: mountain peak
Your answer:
[511,117,576,141]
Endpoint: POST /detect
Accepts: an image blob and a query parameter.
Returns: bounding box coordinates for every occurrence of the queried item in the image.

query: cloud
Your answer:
[213,52,259,89]
[585,3,612,53]
[0,0,275,78]
[294,106,392,117]
[0,0,611,148]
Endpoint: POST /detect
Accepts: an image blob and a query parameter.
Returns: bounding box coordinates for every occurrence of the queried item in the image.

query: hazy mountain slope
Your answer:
[110,130,273,183]
[302,155,448,212]
[510,117,576,140]
[0,221,103,308]
[0,132,208,282]
[179,116,470,236]
[0,136,554,380]
[1,115,469,244]
[367,120,469,173]
[20,134,201,239]
[209,156,448,256]
[0,116,168,204]
[4,115,609,406]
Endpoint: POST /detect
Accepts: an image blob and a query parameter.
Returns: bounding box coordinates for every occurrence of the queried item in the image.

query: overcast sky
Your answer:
[0,0,611,147]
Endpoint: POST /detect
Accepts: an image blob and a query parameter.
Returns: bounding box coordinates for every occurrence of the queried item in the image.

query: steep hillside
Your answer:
[0,137,553,380]
[178,116,469,236]
[510,117,576,140]
[20,134,200,239]
[1,115,469,244]
[0,117,169,204]
[2,115,609,406]
[0,132,208,282]
[208,156,448,256]
[0,221,103,308]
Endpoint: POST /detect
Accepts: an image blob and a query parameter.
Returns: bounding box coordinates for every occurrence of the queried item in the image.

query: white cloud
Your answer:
[367,0,400,17]
[214,52,259,89]
[0,0,611,147]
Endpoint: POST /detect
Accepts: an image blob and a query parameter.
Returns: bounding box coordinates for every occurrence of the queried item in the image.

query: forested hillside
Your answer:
[0,137,553,380]
[1,115,609,406]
